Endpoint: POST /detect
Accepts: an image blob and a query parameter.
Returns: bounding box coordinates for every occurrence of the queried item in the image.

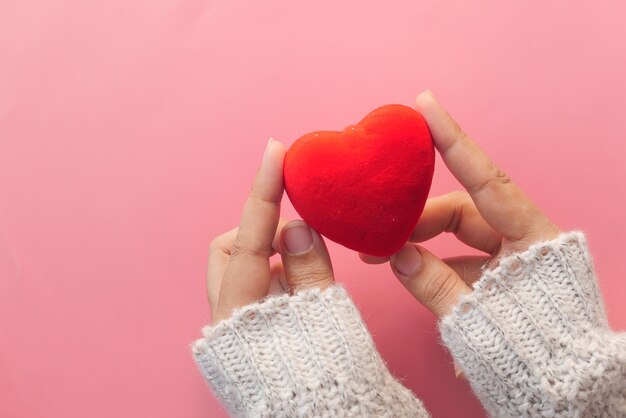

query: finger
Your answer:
[207,219,290,317]
[279,220,335,294]
[267,262,287,296]
[443,255,490,286]
[216,139,287,322]
[410,191,502,255]
[207,227,238,315]
[415,91,557,242]
[358,253,389,264]
[390,243,471,318]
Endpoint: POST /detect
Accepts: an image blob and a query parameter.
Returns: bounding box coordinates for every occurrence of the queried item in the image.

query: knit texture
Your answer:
[191,285,429,418]
[440,231,626,417]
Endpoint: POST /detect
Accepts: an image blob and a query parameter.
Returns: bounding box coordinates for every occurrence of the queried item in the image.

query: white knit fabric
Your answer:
[191,231,626,417]
[191,285,430,418]
[440,231,626,417]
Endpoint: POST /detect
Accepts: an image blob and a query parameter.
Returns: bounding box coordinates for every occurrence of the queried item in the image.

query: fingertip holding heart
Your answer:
[284,104,435,257]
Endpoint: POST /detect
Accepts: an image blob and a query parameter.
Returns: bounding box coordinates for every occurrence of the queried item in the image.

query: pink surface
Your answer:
[1,1,625,417]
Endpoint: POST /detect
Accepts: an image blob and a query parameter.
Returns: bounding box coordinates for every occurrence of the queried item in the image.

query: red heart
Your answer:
[284,104,435,257]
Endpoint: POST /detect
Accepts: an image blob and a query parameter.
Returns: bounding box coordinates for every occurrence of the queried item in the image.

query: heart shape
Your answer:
[284,104,435,257]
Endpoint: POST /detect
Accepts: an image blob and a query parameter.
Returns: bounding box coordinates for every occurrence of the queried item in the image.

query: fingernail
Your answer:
[454,361,464,379]
[263,137,274,165]
[393,246,422,276]
[282,222,313,255]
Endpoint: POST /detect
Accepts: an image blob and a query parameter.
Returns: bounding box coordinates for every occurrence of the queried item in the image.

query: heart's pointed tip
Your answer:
[356,244,405,258]
[336,238,406,259]
[357,250,396,258]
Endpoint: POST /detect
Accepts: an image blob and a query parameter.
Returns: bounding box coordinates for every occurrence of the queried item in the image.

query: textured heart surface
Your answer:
[284,104,435,257]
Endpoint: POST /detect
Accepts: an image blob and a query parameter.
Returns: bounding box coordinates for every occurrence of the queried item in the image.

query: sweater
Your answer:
[190,231,626,417]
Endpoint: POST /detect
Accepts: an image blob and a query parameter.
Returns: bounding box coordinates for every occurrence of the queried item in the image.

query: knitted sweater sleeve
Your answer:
[439,231,626,417]
[190,285,430,417]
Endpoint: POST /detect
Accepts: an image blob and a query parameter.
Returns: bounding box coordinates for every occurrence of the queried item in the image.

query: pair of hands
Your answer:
[208,91,561,324]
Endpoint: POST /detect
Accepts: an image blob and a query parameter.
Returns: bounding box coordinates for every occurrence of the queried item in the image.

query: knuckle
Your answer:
[491,164,511,184]
[469,163,512,195]
[288,265,333,289]
[229,238,271,260]
[208,238,220,256]
[249,189,280,208]
[453,123,468,143]
[423,269,458,311]
[449,190,470,202]
[208,228,238,258]
[445,191,472,234]
[484,234,502,256]
[230,237,246,257]
[442,125,470,153]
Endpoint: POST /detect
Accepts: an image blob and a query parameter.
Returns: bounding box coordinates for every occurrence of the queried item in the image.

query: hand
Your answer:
[207,139,336,324]
[360,91,562,318]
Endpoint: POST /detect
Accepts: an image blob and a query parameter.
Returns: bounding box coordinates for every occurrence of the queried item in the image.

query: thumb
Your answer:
[279,220,335,294]
[390,243,472,318]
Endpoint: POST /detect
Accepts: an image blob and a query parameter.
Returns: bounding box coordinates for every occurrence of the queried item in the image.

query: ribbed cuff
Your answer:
[439,231,626,417]
[191,285,429,418]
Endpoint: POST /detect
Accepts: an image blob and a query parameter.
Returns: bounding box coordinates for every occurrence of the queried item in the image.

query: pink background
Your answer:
[2,1,626,417]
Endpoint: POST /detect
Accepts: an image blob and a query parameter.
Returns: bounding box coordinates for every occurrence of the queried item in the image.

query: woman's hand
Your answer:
[360,91,562,318]
[207,139,335,324]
